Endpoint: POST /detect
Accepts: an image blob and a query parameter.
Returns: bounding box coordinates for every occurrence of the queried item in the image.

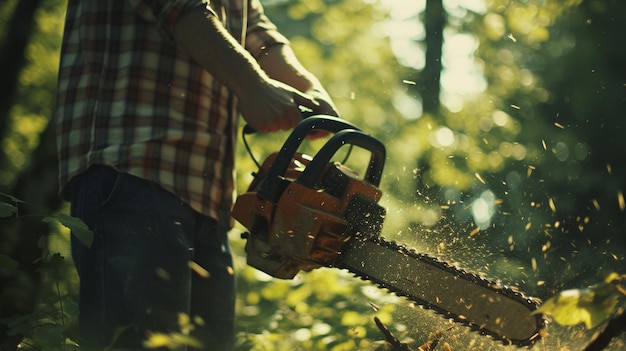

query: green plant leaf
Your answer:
[42,213,93,248]
[143,332,203,349]
[0,254,19,269]
[1,314,38,336]
[0,202,18,218]
[0,191,26,204]
[30,323,66,347]
[170,332,204,349]
[533,280,621,329]
[143,332,174,349]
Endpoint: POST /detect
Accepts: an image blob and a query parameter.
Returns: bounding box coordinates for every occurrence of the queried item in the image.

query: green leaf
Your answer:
[3,317,35,337]
[0,192,26,204]
[604,272,625,285]
[42,213,93,248]
[0,202,18,218]
[0,254,19,270]
[533,281,621,329]
[143,332,203,349]
[30,323,67,347]
[143,332,174,349]
[107,324,136,349]
[170,332,204,349]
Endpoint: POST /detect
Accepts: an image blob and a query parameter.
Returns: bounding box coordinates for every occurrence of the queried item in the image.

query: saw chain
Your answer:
[337,234,545,346]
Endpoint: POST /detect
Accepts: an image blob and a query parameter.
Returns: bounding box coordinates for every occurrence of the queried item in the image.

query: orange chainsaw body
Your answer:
[232,117,386,279]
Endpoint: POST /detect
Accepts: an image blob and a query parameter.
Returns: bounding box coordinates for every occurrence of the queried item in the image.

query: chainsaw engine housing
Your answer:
[232,117,386,279]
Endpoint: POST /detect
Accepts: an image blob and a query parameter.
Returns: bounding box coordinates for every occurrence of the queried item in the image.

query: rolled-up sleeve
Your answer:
[127,0,216,41]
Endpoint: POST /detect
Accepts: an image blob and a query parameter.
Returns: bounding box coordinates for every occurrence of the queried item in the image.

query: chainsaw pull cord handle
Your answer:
[296,129,386,188]
[256,116,361,203]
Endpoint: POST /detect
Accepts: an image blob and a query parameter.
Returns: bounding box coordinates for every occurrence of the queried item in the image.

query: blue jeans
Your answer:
[70,166,235,350]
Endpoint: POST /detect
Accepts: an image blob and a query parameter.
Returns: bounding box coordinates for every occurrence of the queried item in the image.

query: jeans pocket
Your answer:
[98,166,124,207]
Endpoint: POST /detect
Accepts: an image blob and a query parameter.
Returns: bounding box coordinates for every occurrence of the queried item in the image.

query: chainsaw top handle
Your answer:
[256,116,385,203]
[297,129,385,188]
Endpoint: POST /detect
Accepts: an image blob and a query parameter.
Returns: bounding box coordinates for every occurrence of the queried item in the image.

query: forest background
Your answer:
[0,0,625,350]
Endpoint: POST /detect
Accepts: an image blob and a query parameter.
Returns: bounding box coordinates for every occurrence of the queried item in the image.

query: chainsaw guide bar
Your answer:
[233,116,547,347]
[337,234,545,346]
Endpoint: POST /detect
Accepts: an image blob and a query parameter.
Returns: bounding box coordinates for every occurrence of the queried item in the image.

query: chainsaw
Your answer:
[232,116,546,346]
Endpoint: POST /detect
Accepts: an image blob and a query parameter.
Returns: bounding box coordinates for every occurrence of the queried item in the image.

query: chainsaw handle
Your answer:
[297,130,386,188]
[257,116,361,202]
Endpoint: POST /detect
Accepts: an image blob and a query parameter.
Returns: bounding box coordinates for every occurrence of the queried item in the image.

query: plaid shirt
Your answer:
[55,0,288,222]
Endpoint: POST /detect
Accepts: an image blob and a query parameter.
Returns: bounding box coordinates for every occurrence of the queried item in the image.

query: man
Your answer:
[55,1,338,350]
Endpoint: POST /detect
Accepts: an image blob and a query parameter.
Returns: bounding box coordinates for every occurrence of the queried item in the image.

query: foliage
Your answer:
[535,273,625,329]
[0,192,93,248]
[0,192,91,350]
[1,251,80,351]
[143,313,205,350]
[0,0,63,187]
[41,213,93,249]
[242,0,626,349]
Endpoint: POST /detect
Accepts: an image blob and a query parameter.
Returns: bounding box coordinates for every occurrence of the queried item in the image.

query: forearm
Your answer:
[171,5,337,129]
[172,7,268,98]
[258,44,338,115]
[257,44,321,92]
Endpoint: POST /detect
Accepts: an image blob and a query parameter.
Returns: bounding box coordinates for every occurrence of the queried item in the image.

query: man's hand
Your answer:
[256,43,340,133]
[305,88,339,118]
[238,78,322,134]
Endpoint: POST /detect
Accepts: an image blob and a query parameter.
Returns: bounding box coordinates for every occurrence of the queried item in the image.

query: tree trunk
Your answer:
[420,0,444,115]
[412,0,445,203]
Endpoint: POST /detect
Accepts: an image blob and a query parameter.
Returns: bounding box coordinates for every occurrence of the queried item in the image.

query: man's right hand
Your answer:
[238,78,321,134]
